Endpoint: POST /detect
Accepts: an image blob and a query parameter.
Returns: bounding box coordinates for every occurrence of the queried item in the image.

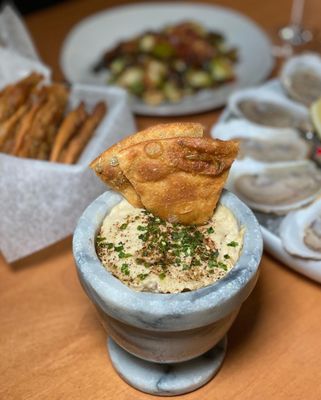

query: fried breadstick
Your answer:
[62,102,106,164]
[50,101,87,162]
[21,84,69,159]
[0,72,43,122]
[12,94,46,156]
[0,104,29,150]
[21,100,62,159]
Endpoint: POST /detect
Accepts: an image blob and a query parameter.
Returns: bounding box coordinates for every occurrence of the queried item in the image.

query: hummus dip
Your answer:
[97,200,244,293]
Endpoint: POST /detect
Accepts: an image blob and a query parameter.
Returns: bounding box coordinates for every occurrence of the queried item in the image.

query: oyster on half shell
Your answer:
[281,53,321,106]
[229,88,311,130]
[279,198,321,259]
[237,136,310,162]
[212,120,311,163]
[227,160,321,214]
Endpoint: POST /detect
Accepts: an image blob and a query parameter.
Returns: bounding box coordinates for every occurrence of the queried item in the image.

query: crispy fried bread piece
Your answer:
[19,84,68,159]
[0,72,43,123]
[117,137,239,224]
[90,122,204,207]
[62,102,106,164]
[0,104,29,151]
[50,102,87,161]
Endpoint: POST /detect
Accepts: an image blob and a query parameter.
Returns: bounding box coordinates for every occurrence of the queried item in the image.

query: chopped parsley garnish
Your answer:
[96,235,105,244]
[159,272,166,280]
[138,273,149,281]
[97,208,237,284]
[121,263,130,275]
[227,241,238,247]
[218,262,228,270]
[118,251,132,259]
[134,211,223,271]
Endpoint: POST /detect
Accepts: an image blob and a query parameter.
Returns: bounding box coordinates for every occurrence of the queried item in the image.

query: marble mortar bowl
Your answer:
[73,190,263,396]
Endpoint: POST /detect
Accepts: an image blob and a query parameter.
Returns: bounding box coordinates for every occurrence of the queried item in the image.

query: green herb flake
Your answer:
[224,254,230,259]
[96,235,108,247]
[120,223,128,230]
[207,227,214,234]
[114,244,124,252]
[118,251,132,259]
[208,260,217,269]
[227,241,238,247]
[159,272,166,280]
[121,263,130,276]
[138,273,149,281]
[138,233,148,241]
[218,262,228,271]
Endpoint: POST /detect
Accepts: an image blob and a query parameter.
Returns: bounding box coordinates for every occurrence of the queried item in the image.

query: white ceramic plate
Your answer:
[60,2,274,116]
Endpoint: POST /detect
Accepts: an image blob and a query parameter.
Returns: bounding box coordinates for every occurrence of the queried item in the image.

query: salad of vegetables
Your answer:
[93,21,238,106]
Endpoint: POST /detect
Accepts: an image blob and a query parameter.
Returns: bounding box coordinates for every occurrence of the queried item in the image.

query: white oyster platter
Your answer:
[212,53,321,283]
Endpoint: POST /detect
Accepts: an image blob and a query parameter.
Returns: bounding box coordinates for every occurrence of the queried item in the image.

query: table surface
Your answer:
[1,1,321,399]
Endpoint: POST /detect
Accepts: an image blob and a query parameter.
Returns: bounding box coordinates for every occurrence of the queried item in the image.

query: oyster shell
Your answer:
[279,198,321,259]
[238,137,310,162]
[281,53,321,106]
[212,120,311,162]
[229,88,310,130]
[226,160,321,214]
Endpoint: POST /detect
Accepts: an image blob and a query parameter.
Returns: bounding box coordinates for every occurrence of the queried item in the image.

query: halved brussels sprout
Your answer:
[110,58,127,75]
[163,82,183,102]
[143,89,165,105]
[117,67,144,87]
[139,34,156,52]
[210,58,234,82]
[186,70,212,88]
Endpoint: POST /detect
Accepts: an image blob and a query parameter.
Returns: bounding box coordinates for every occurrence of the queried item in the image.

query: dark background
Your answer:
[1,0,65,14]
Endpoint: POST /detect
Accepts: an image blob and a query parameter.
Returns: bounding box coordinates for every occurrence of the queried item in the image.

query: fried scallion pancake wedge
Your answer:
[90,122,204,207]
[117,137,239,225]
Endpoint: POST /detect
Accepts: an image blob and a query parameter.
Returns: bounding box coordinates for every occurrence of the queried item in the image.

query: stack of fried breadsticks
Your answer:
[0,73,107,163]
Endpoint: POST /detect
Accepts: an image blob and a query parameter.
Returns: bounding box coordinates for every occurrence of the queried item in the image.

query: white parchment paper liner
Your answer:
[0,3,40,61]
[0,51,136,262]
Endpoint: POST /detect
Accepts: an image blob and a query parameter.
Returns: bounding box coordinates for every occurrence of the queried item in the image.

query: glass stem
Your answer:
[290,0,305,27]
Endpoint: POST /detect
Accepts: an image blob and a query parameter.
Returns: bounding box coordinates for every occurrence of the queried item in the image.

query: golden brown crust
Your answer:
[90,122,204,207]
[0,74,104,163]
[12,99,45,156]
[62,102,107,164]
[0,104,29,150]
[0,72,43,123]
[50,101,87,162]
[117,137,239,224]
[18,86,68,159]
